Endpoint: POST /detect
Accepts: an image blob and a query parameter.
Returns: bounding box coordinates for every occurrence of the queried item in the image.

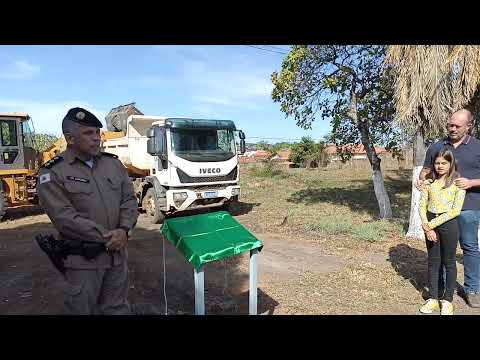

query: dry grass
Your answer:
[238,164,411,242]
[234,164,474,314]
[261,236,470,315]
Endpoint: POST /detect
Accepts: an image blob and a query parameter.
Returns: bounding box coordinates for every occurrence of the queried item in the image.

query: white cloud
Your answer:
[0,60,40,80]
[0,98,107,134]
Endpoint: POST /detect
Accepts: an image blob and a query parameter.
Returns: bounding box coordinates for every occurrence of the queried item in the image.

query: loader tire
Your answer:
[142,188,165,224]
[0,190,7,221]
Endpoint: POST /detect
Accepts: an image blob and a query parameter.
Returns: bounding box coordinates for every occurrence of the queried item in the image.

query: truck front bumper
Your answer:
[166,185,240,212]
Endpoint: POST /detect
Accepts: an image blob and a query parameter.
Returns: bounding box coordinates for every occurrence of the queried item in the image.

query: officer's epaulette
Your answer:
[101,152,118,159]
[41,156,64,169]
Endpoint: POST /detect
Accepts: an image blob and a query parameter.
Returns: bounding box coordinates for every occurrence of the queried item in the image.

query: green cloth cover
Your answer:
[161,211,263,270]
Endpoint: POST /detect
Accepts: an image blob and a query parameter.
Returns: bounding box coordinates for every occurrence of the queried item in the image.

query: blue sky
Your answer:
[0,45,331,143]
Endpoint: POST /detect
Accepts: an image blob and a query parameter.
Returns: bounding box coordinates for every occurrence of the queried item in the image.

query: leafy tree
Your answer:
[272,45,398,219]
[289,136,327,167]
[255,140,271,151]
[31,133,60,153]
[255,141,288,160]
[273,141,292,150]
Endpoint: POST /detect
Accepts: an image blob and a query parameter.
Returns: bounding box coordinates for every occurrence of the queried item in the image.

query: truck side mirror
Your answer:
[240,139,246,155]
[238,130,246,154]
[147,126,166,156]
[147,128,156,155]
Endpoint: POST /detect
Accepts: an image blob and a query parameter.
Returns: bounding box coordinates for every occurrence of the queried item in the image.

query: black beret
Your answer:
[62,107,103,128]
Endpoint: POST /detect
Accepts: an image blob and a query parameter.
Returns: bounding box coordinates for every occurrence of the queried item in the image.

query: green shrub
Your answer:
[249,160,287,178]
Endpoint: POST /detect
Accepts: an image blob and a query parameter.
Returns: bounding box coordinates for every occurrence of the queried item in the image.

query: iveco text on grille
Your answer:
[200,168,221,174]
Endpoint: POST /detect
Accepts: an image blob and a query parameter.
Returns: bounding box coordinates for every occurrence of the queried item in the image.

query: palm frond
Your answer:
[386,45,480,139]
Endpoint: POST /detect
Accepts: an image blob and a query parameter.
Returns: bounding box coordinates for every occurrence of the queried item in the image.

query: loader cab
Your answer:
[0,113,37,171]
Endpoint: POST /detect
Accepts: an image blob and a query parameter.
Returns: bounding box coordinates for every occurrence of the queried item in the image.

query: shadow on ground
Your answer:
[388,244,428,297]
[227,201,261,217]
[162,201,260,220]
[2,205,44,221]
[129,225,276,315]
[0,217,278,315]
[388,243,464,300]
[286,173,411,224]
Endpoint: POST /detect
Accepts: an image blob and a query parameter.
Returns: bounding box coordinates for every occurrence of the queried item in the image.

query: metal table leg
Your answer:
[249,249,258,315]
[194,265,205,315]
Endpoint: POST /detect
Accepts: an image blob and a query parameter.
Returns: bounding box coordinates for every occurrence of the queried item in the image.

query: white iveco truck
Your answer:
[101,114,246,224]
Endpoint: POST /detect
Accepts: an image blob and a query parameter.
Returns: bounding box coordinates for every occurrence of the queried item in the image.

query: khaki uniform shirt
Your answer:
[37,148,138,269]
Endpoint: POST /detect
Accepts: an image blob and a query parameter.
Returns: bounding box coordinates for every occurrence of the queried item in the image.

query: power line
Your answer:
[248,136,302,141]
[264,45,291,52]
[245,45,288,55]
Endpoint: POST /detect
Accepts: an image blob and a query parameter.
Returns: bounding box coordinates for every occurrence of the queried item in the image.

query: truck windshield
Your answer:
[171,128,236,162]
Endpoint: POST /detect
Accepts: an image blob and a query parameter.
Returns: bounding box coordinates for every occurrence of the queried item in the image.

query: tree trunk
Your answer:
[406,128,427,239]
[348,91,393,219]
[356,120,393,219]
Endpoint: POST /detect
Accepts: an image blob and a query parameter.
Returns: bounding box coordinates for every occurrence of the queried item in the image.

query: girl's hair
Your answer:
[426,148,460,188]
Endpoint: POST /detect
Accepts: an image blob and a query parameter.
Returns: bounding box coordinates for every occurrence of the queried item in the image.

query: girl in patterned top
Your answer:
[418,149,466,315]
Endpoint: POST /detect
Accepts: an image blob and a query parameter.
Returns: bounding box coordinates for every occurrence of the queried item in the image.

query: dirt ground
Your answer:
[1,204,479,315]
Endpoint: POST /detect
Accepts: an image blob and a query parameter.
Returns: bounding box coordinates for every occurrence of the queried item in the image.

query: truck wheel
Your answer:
[142,188,165,224]
[0,190,6,221]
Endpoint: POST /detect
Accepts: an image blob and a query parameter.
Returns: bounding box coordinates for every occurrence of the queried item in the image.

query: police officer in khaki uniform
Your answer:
[37,107,138,315]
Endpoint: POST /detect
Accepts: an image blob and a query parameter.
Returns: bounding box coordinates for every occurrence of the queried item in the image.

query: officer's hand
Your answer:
[104,229,128,252]
[455,177,473,190]
[415,179,426,192]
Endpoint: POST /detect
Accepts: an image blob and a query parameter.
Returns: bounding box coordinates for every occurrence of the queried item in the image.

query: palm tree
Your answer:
[385,45,480,239]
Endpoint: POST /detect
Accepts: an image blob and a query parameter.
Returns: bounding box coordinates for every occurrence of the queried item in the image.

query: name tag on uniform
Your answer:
[66,176,90,183]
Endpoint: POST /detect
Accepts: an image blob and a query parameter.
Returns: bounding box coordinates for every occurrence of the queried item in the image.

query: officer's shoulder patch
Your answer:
[39,173,51,184]
[101,152,118,159]
[41,156,64,169]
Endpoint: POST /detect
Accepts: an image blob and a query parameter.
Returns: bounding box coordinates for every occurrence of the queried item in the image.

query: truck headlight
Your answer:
[231,188,240,196]
[173,192,188,201]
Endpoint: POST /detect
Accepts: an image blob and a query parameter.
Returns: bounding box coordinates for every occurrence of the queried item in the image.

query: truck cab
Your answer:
[146,118,245,219]
[101,114,246,223]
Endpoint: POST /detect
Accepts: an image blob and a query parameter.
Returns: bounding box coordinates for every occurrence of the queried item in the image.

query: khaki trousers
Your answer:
[62,260,131,315]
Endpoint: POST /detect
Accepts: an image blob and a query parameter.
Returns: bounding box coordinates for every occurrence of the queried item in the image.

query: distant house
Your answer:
[239,155,257,164]
[323,144,412,170]
[254,150,272,160]
[238,142,412,170]
[239,149,270,164]
[271,149,294,167]
[239,148,293,165]
[273,149,292,162]
[324,144,387,161]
